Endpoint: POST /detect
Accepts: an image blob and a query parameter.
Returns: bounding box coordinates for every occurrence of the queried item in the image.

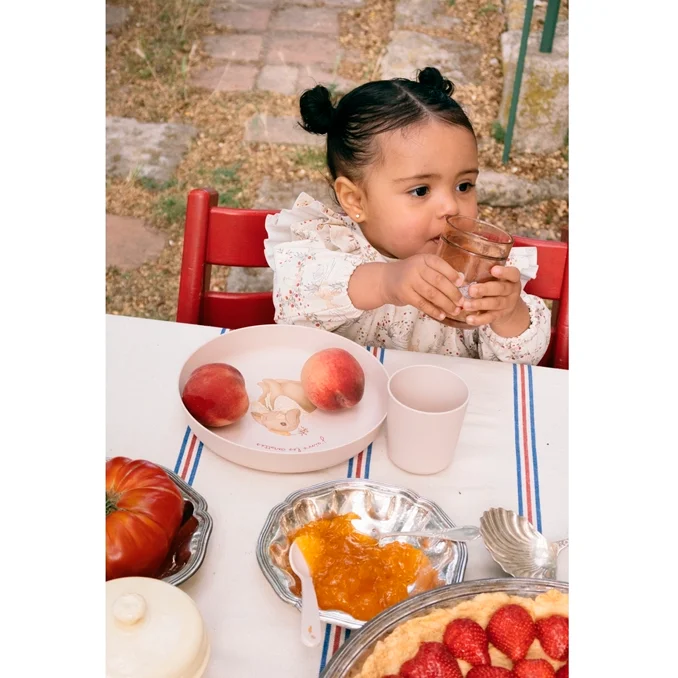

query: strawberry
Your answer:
[513,659,556,678]
[535,616,569,661]
[400,642,463,678]
[443,618,491,666]
[555,664,568,678]
[486,605,536,662]
[466,667,516,677]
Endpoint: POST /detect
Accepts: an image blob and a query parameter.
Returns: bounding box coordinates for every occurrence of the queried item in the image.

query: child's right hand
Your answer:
[380,254,465,322]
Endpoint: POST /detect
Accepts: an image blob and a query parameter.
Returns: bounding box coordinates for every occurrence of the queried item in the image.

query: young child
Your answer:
[263,67,551,364]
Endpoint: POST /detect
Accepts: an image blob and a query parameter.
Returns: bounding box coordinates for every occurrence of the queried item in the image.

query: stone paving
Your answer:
[106,0,568,289]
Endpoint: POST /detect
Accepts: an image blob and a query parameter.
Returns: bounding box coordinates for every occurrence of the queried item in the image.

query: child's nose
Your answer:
[437,192,460,219]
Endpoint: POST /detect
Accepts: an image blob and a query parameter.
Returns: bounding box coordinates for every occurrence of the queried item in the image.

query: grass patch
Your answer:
[479,3,500,13]
[293,148,327,173]
[138,176,178,192]
[491,121,505,144]
[202,163,247,208]
[155,194,187,225]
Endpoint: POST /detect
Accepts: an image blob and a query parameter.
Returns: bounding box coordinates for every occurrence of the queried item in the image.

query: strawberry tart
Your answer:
[351,589,568,678]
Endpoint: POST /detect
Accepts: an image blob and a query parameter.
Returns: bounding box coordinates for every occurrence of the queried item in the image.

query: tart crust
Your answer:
[352,589,568,677]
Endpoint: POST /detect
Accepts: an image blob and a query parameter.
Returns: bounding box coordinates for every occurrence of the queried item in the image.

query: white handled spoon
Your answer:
[289,540,321,647]
[351,518,481,542]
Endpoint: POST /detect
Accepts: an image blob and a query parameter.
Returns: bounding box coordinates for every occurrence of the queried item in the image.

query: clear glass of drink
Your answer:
[435,215,514,329]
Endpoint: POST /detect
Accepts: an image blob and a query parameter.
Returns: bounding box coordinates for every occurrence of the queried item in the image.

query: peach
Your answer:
[181,363,249,427]
[301,348,365,411]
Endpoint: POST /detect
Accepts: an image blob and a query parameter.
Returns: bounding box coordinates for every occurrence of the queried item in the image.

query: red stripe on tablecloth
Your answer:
[520,364,533,524]
[181,435,197,480]
[356,450,364,478]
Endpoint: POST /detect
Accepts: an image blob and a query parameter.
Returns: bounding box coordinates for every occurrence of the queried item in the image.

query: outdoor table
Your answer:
[106,314,568,677]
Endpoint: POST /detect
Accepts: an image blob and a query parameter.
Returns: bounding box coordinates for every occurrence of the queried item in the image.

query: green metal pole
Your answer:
[539,0,561,53]
[502,0,535,165]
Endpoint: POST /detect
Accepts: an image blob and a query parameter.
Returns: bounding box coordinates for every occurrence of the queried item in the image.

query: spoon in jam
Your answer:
[350,519,480,542]
[289,540,321,648]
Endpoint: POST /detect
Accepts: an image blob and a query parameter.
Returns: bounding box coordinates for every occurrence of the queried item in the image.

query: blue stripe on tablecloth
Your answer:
[527,365,542,532]
[512,364,524,515]
[188,441,204,487]
[319,624,332,672]
[175,426,191,474]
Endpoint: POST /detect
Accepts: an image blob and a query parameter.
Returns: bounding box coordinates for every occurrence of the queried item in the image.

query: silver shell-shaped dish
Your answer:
[256,479,469,629]
[479,507,565,579]
[106,458,213,587]
[321,578,569,678]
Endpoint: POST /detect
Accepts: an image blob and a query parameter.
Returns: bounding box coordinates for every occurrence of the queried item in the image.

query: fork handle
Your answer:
[378,525,481,542]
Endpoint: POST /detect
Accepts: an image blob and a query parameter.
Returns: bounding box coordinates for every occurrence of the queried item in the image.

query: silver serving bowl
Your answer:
[321,578,569,678]
[256,479,469,629]
[106,458,213,587]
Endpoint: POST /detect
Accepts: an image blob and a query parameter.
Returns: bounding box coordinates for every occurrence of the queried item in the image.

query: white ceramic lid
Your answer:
[106,577,210,678]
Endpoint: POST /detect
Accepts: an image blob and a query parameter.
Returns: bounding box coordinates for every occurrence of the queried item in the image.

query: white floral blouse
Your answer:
[263,193,551,364]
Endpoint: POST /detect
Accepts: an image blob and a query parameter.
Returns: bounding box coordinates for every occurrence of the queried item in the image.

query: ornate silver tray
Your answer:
[256,479,469,629]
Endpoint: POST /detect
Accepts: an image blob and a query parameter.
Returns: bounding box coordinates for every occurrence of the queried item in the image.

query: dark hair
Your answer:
[299,66,475,182]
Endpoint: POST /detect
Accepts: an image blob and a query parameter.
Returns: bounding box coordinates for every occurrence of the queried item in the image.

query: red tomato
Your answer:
[106,457,184,581]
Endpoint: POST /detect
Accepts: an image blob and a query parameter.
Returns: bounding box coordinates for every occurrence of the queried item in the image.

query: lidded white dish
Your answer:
[106,577,210,678]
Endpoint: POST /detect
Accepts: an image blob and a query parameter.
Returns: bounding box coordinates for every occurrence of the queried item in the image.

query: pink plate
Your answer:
[178,325,388,473]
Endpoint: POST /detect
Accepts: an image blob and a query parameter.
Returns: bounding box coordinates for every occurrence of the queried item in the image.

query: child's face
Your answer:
[359,119,479,260]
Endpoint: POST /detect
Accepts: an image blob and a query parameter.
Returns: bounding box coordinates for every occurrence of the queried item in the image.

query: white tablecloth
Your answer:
[106,314,568,677]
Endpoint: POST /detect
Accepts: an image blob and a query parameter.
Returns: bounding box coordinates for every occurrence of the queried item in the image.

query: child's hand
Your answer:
[381,254,465,321]
[462,265,531,336]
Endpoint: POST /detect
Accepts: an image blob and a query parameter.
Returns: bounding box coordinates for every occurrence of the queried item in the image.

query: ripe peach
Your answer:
[301,348,365,411]
[181,363,249,427]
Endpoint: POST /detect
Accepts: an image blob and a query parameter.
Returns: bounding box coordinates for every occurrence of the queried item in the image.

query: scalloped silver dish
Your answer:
[160,465,213,586]
[256,479,468,629]
[480,507,569,579]
[106,458,213,587]
[321,578,569,678]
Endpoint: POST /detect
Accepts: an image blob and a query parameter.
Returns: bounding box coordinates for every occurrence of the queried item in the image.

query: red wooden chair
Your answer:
[177,188,569,369]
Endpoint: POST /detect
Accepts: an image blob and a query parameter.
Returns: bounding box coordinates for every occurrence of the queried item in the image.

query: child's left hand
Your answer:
[462,265,530,336]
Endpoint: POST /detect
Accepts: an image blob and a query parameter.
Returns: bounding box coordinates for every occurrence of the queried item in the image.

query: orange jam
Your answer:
[287,513,442,621]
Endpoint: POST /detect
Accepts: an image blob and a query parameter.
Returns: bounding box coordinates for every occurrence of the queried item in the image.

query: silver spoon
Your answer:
[350,518,481,543]
[479,507,569,579]
[289,540,321,648]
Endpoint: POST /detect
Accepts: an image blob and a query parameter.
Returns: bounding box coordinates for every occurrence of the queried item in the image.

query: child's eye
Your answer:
[457,182,476,193]
[409,186,429,197]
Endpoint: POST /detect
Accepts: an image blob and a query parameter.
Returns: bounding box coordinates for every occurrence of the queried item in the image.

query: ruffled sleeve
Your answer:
[475,247,552,364]
[264,193,379,331]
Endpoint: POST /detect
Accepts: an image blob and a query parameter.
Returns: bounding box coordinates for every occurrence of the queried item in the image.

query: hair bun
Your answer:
[299,85,335,135]
[417,66,454,96]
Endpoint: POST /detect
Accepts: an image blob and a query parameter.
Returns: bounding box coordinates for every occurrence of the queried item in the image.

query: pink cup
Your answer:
[386,365,470,475]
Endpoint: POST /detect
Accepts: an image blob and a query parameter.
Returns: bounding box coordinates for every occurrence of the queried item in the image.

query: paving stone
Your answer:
[477,170,568,206]
[245,114,325,146]
[499,21,568,153]
[225,267,274,293]
[266,34,339,66]
[211,8,271,31]
[381,31,482,85]
[394,0,462,30]
[191,63,258,91]
[106,215,166,271]
[503,0,529,31]
[257,65,299,95]
[106,34,116,48]
[106,117,198,182]
[204,34,263,62]
[270,7,340,35]
[296,66,357,94]
[106,5,130,33]
[254,177,339,210]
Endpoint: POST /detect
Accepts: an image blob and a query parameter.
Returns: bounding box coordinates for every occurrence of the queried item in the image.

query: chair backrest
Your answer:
[177,188,568,369]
